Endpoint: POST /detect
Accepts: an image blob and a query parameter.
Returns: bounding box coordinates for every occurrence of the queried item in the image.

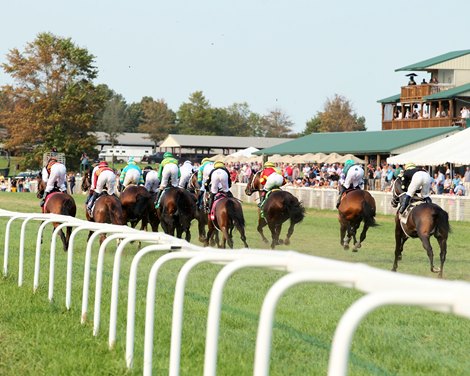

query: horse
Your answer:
[156,186,196,242]
[36,175,77,252]
[120,185,159,232]
[391,177,450,278]
[85,191,125,244]
[337,188,377,251]
[204,192,249,249]
[81,168,92,193]
[245,171,305,249]
[187,171,209,243]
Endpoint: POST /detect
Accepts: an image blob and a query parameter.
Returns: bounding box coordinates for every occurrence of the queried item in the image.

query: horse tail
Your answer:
[227,198,245,228]
[434,206,451,235]
[287,196,305,225]
[61,195,77,217]
[362,199,377,227]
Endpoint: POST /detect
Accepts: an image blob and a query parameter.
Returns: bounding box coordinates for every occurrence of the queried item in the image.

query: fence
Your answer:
[1,209,469,375]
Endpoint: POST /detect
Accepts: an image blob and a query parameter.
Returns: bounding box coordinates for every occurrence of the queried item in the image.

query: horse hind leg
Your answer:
[419,233,440,274]
[436,235,447,278]
[257,217,269,244]
[284,221,296,246]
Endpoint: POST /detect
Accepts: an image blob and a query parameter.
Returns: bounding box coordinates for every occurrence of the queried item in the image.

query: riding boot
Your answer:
[258,190,267,208]
[155,189,162,205]
[40,191,48,207]
[399,194,411,214]
[424,196,432,204]
[197,191,203,210]
[206,192,215,213]
[336,186,346,209]
[87,192,98,213]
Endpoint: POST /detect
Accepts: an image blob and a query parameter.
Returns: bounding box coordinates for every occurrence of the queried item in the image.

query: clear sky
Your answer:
[1,0,469,133]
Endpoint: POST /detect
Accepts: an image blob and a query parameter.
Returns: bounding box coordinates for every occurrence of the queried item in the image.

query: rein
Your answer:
[248,171,262,193]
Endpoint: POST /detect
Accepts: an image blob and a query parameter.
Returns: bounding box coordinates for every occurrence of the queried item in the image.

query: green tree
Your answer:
[259,108,295,137]
[222,102,260,137]
[126,101,143,132]
[303,116,321,135]
[0,32,106,169]
[97,90,130,146]
[306,94,366,133]
[138,97,176,144]
[177,91,219,135]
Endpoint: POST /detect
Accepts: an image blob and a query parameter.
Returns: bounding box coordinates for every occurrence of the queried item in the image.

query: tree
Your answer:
[138,97,176,144]
[0,32,106,169]
[221,102,260,137]
[177,91,219,135]
[96,89,130,147]
[259,108,295,137]
[303,116,321,135]
[304,94,366,133]
[126,102,143,132]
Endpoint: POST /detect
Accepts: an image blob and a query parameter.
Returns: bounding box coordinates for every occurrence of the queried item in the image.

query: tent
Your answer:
[228,146,260,157]
[339,154,366,164]
[386,127,470,166]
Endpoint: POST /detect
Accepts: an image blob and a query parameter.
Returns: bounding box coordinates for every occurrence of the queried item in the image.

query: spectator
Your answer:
[454,181,466,196]
[366,164,375,190]
[374,166,382,190]
[435,169,445,194]
[68,173,76,194]
[443,174,452,194]
[80,152,90,174]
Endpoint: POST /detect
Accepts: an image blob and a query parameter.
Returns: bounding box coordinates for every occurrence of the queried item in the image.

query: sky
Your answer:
[1,0,470,133]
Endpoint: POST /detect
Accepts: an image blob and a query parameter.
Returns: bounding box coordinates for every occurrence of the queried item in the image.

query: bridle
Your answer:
[391,177,406,208]
[247,171,262,194]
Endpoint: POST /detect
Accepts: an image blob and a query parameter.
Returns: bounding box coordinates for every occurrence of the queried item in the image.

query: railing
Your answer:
[1,209,470,375]
[382,117,456,130]
[399,83,454,102]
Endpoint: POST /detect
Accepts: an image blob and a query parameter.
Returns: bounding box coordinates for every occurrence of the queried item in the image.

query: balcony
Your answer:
[382,117,456,130]
[400,84,455,102]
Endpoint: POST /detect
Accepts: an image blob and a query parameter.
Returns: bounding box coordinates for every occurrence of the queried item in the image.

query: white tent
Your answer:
[228,146,260,157]
[386,127,470,166]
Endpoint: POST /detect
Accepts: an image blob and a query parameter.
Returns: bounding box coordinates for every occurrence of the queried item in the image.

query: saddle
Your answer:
[88,191,110,218]
[259,188,281,217]
[154,187,171,209]
[399,196,426,224]
[209,192,231,221]
[41,191,62,213]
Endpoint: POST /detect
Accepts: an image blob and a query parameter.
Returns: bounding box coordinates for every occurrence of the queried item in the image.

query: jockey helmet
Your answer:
[405,163,416,170]
[214,161,225,169]
[128,156,135,163]
[264,161,275,168]
[344,159,355,167]
[144,165,153,170]
[184,160,192,165]
[98,161,108,167]
[163,152,174,159]
[48,156,58,163]
[202,157,211,164]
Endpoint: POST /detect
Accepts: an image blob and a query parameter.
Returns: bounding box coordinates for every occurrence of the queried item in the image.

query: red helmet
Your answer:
[98,161,108,167]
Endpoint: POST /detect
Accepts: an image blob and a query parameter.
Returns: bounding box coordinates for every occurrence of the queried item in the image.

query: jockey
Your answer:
[178,160,194,189]
[205,160,232,212]
[119,157,143,189]
[398,162,432,214]
[143,166,160,194]
[197,157,214,209]
[40,156,67,207]
[86,161,117,214]
[258,161,285,208]
[336,159,364,208]
[156,152,180,202]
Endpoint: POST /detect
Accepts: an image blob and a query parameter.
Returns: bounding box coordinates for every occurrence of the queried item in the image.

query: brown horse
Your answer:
[337,189,377,251]
[245,171,305,249]
[391,177,450,278]
[187,171,209,243]
[36,175,77,252]
[204,192,249,249]
[85,192,124,244]
[120,185,159,231]
[156,186,196,242]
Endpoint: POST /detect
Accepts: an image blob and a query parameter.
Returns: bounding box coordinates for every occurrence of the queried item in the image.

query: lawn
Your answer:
[0,192,469,375]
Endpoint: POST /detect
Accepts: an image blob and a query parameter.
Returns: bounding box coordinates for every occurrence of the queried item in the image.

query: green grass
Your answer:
[0,192,469,375]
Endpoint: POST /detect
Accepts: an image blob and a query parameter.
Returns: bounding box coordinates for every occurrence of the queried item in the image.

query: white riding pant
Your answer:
[407,171,432,198]
[344,166,364,189]
[96,170,116,195]
[264,172,284,191]
[123,169,141,187]
[45,164,67,193]
[159,163,179,189]
[201,164,214,192]
[178,170,192,188]
[145,170,160,193]
[210,169,230,194]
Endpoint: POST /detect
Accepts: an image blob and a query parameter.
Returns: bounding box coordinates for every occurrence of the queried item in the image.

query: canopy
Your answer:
[339,154,366,164]
[228,147,260,157]
[387,127,470,166]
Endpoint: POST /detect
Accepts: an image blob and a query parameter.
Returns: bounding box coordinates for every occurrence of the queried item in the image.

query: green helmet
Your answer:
[344,159,355,167]
[163,152,174,159]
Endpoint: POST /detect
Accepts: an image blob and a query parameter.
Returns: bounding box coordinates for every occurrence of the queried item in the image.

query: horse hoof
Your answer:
[354,242,361,249]
[284,239,290,246]
[343,245,349,251]
[431,267,441,273]
[262,238,269,244]
[278,239,284,245]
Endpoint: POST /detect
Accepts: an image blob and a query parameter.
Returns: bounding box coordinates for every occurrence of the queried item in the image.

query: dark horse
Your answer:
[156,186,196,242]
[391,177,450,278]
[36,175,77,252]
[337,189,377,251]
[204,192,249,249]
[120,185,159,232]
[85,192,124,244]
[245,171,305,249]
[188,171,209,243]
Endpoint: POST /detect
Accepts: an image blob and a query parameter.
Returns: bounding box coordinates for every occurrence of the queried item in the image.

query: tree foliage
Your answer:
[138,97,176,144]
[259,108,295,137]
[304,94,366,134]
[177,91,219,135]
[0,32,105,168]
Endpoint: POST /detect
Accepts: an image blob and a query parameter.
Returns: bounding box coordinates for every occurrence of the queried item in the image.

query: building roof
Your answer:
[395,50,470,72]
[159,134,292,149]
[424,82,470,100]
[255,127,460,155]
[94,132,154,146]
[377,94,401,103]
